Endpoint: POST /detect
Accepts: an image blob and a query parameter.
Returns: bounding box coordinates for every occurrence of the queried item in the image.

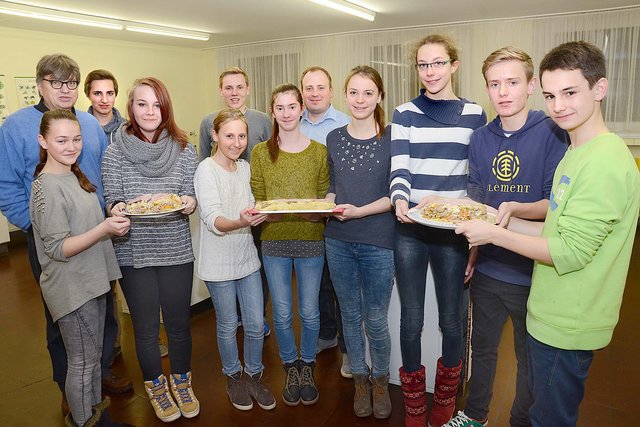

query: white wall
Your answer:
[0,26,217,232]
[0,26,214,145]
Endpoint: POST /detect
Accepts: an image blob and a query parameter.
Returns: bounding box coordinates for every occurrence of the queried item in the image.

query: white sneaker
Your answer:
[442,411,488,427]
[340,353,353,378]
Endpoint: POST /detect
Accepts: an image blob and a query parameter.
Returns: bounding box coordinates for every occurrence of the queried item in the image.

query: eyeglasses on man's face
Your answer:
[42,79,79,90]
[415,60,452,71]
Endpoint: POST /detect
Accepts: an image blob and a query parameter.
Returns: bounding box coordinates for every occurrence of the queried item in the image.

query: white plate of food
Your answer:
[407,202,494,230]
[123,193,184,218]
[249,199,342,214]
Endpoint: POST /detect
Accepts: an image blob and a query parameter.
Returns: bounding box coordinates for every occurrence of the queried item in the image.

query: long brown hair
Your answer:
[343,65,386,139]
[35,109,96,193]
[210,108,248,156]
[267,84,303,163]
[125,77,189,148]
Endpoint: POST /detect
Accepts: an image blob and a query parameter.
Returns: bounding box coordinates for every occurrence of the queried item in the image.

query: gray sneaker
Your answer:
[282,362,301,406]
[246,371,276,410]
[299,360,319,405]
[316,337,338,354]
[226,371,253,411]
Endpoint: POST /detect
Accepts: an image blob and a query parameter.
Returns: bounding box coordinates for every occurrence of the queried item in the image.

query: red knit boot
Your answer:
[400,366,427,427]
[428,358,462,427]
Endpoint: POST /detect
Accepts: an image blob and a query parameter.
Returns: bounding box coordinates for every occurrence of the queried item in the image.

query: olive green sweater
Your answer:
[250,141,329,241]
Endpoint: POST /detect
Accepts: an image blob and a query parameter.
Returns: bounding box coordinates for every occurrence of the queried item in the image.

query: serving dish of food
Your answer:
[250,198,342,214]
[408,201,493,230]
[123,193,184,218]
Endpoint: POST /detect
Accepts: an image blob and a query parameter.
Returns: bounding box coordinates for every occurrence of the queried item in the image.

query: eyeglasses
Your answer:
[415,60,451,71]
[42,79,79,90]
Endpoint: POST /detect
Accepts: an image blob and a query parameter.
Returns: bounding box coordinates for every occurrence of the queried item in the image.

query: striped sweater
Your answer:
[390,90,487,207]
[102,132,198,268]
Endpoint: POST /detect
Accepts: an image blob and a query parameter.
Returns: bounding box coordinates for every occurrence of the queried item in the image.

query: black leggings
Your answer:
[119,263,193,380]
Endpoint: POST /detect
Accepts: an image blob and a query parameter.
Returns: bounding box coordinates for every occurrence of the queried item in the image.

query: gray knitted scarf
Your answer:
[113,127,181,177]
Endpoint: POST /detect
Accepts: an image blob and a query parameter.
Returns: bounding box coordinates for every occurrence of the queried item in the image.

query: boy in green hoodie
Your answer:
[456,41,640,426]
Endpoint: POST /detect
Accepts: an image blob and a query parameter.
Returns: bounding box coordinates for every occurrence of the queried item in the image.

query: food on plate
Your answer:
[420,202,487,223]
[254,199,336,212]
[125,193,182,214]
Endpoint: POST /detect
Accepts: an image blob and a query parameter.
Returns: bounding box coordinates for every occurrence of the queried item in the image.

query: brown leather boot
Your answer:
[352,373,372,417]
[400,365,426,427]
[428,358,462,427]
[371,374,392,419]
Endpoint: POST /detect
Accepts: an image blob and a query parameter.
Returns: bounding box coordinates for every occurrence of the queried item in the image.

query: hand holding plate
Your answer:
[180,195,197,215]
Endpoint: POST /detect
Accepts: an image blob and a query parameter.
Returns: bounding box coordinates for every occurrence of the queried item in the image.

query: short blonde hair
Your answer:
[482,46,534,84]
[218,67,249,89]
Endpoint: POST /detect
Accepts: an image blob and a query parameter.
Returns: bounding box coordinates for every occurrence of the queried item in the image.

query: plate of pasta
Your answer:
[408,202,494,230]
[123,193,184,218]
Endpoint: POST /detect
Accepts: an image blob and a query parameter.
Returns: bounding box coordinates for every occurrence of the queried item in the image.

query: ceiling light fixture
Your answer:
[125,24,209,41]
[310,0,376,22]
[0,1,123,30]
[0,0,210,41]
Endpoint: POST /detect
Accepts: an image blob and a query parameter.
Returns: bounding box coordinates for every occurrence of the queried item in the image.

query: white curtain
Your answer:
[213,6,640,136]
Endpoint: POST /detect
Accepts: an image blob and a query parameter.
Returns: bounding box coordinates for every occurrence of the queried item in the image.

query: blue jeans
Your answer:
[205,270,264,376]
[319,259,346,352]
[263,255,324,364]
[58,295,106,426]
[466,272,532,426]
[394,222,468,371]
[325,238,394,377]
[527,334,593,427]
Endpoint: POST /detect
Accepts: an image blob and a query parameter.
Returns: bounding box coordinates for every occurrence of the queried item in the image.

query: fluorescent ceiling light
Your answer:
[0,0,211,41]
[310,0,376,22]
[0,1,123,30]
[125,24,209,41]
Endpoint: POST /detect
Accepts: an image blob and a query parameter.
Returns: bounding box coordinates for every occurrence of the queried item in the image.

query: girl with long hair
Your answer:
[102,77,199,423]
[194,108,276,412]
[30,109,130,426]
[390,34,487,427]
[250,84,329,407]
[324,65,395,419]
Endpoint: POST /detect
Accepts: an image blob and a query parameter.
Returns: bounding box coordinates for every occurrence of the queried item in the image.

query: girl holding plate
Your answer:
[102,77,199,423]
[390,34,487,427]
[324,65,395,419]
[193,108,275,412]
[30,109,130,427]
[250,83,329,407]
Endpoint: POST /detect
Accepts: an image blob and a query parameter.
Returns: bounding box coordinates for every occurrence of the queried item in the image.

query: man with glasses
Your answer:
[0,54,132,416]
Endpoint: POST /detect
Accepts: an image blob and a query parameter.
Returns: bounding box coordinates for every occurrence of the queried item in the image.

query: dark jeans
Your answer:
[527,334,593,427]
[465,272,532,427]
[394,222,468,371]
[119,263,194,380]
[26,227,118,390]
[319,259,346,352]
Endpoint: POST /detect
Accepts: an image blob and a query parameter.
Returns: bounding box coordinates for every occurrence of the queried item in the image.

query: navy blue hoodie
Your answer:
[467,110,568,286]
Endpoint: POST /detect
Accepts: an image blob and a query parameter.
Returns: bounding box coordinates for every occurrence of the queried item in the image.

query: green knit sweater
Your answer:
[528,133,640,350]
[250,140,329,241]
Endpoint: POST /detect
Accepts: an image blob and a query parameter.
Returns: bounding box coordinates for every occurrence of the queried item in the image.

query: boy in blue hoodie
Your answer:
[456,41,640,427]
[444,47,567,427]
